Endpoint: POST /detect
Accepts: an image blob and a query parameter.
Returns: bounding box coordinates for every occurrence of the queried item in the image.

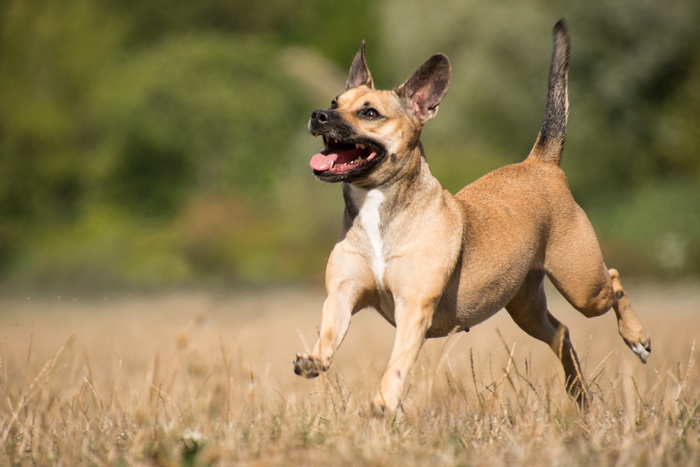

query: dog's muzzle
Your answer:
[307,110,385,182]
[308,109,340,136]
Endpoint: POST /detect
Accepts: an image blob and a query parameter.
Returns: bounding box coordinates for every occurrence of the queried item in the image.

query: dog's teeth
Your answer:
[330,161,335,169]
[355,144,367,149]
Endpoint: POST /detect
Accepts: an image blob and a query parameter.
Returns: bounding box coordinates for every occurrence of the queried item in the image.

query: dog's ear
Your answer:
[346,41,374,91]
[397,54,451,123]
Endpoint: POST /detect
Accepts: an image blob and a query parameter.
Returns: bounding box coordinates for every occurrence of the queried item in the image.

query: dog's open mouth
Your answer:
[309,137,382,179]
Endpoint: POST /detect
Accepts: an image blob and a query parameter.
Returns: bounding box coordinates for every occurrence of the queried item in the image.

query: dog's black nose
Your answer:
[311,110,330,123]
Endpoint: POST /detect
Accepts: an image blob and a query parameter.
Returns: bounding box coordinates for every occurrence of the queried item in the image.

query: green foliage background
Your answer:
[1,0,698,288]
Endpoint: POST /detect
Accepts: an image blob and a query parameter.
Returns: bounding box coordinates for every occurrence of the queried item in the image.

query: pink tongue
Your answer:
[310,152,338,171]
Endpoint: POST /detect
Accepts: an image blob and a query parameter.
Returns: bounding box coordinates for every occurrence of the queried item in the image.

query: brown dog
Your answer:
[294,20,651,415]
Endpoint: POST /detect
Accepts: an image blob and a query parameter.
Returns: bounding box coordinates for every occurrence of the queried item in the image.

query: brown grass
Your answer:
[1,283,698,466]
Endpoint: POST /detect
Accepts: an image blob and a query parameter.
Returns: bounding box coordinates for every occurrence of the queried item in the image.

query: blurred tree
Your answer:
[105,0,381,72]
[0,0,127,271]
[0,0,378,286]
[95,34,309,215]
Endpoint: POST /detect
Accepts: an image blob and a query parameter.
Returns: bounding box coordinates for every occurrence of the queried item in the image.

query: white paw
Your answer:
[629,341,651,364]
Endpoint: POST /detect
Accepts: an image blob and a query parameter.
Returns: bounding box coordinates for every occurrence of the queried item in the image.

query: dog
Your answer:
[294,20,651,415]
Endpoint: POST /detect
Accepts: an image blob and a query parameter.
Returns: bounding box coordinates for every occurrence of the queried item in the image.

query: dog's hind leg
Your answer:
[506,270,590,407]
[608,268,651,362]
[544,208,651,363]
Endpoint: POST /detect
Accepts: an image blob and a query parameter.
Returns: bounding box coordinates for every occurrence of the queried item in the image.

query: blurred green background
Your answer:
[1,0,699,289]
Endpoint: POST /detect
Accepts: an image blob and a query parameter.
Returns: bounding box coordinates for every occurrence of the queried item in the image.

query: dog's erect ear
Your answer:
[345,41,374,91]
[396,54,451,123]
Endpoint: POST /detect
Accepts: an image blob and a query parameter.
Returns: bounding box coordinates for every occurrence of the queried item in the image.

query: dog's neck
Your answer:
[342,143,444,222]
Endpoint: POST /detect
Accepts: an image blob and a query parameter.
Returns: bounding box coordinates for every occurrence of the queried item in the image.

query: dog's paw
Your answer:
[370,398,389,418]
[293,353,326,378]
[628,339,651,364]
[618,321,651,364]
[370,392,399,418]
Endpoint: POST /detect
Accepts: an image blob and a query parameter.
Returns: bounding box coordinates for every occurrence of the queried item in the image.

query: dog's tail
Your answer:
[527,19,570,166]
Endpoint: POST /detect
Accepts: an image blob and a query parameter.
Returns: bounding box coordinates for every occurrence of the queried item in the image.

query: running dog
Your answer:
[294,20,651,415]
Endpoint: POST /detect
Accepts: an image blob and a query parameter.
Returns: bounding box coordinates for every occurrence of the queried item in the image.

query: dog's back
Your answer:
[435,20,576,329]
[453,18,572,241]
[455,19,570,197]
[454,19,573,245]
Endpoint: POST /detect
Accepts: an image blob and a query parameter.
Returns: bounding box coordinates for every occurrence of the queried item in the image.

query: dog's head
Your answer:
[308,41,451,185]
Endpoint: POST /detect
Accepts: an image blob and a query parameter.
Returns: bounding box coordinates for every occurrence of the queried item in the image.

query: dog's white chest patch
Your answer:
[350,186,387,286]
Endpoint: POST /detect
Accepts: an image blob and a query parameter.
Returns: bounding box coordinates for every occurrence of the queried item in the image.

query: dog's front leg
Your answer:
[371,295,436,416]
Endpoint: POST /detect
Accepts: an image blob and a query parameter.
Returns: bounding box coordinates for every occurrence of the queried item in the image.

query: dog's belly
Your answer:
[427,257,533,338]
[368,278,529,340]
[428,294,507,338]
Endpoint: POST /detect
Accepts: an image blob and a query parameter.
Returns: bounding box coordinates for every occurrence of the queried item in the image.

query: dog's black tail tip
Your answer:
[554,18,568,34]
[528,18,571,166]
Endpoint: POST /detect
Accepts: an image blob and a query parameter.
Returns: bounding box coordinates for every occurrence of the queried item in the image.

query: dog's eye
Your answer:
[330,99,338,110]
[362,108,381,119]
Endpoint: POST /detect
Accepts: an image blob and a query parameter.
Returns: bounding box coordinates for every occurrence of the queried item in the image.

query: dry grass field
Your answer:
[1,282,698,466]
